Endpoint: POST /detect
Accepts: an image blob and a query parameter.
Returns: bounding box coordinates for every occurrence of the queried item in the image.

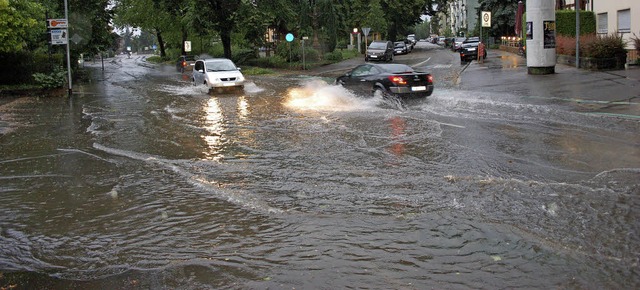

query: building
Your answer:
[559,0,638,60]
[448,0,480,37]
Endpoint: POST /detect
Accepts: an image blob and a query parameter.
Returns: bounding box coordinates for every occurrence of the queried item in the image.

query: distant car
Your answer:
[393,41,409,55]
[407,34,417,46]
[437,36,445,45]
[176,55,196,72]
[192,58,245,92]
[404,39,415,52]
[452,37,466,52]
[365,41,394,62]
[335,63,434,99]
[459,38,486,62]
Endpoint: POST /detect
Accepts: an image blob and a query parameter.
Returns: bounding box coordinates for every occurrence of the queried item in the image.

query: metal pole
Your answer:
[576,0,580,68]
[64,0,72,96]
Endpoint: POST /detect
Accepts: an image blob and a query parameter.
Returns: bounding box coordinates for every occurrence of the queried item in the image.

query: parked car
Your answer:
[176,55,196,72]
[452,37,466,52]
[192,58,245,92]
[335,63,434,99]
[403,39,414,52]
[393,41,409,55]
[407,34,417,47]
[459,38,486,62]
[365,40,394,62]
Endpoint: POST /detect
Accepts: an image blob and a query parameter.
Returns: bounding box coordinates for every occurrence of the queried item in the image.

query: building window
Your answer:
[617,9,631,33]
[597,13,608,34]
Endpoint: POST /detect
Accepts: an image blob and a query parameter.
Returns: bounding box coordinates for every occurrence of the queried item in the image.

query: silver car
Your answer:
[192,58,245,92]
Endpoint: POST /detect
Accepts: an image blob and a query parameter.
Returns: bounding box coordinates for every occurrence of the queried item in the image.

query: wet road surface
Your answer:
[1,47,639,289]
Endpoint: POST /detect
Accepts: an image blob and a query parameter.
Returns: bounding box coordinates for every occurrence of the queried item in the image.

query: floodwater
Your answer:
[1,55,639,289]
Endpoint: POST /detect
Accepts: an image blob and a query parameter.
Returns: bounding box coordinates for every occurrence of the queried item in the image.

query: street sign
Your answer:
[362,27,371,36]
[184,41,192,52]
[50,29,68,45]
[482,11,491,27]
[286,33,294,42]
[48,18,68,29]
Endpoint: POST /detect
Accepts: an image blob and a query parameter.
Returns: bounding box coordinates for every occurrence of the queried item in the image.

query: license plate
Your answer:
[370,55,377,58]
[468,48,476,51]
[223,83,236,86]
[411,86,427,91]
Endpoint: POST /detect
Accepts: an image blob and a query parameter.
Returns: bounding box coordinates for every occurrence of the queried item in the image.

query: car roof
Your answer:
[370,63,414,73]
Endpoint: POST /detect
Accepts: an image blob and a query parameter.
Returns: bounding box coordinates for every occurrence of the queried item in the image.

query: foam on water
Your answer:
[92,143,283,214]
[283,79,383,112]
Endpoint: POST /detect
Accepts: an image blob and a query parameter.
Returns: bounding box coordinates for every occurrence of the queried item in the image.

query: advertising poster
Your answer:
[543,20,556,49]
[526,22,533,40]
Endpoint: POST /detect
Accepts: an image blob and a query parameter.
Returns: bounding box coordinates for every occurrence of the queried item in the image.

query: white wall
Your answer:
[593,0,639,49]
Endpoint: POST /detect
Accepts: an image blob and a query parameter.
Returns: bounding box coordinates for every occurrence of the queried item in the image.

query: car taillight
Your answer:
[388,76,407,85]
[427,75,433,83]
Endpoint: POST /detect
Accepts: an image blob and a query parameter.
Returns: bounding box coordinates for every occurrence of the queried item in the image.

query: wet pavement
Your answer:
[0,44,639,289]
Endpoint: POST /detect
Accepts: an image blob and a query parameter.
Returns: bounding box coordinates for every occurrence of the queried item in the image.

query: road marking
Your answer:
[412,57,431,67]
[432,64,453,69]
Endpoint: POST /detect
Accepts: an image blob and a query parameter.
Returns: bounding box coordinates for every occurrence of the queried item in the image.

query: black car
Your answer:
[459,38,486,62]
[393,41,408,55]
[176,55,196,72]
[336,63,434,99]
[365,41,394,62]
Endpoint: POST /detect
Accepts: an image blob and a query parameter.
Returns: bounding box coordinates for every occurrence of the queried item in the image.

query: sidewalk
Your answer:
[461,49,640,119]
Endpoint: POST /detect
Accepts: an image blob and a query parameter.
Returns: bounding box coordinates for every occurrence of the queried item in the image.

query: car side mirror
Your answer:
[237,67,241,71]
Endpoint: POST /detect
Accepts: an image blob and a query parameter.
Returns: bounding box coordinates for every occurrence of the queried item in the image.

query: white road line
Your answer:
[412,57,431,67]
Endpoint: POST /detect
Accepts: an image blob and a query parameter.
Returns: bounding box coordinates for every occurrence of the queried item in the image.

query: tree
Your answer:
[382,0,425,41]
[478,0,523,38]
[192,0,242,59]
[113,0,175,57]
[0,0,46,53]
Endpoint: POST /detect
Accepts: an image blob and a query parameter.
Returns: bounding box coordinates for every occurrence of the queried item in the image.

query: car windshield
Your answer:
[369,42,387,49]
[205,60,237,72]
[394,42,404,48]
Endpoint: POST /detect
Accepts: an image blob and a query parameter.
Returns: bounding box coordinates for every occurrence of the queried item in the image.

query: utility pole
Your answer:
[576,0,580,68]
[64,0,72,96]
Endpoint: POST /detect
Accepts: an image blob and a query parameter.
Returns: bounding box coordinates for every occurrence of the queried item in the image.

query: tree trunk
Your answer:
[181,27,188,55]
[156,29,166,58]
[221,30,232,59]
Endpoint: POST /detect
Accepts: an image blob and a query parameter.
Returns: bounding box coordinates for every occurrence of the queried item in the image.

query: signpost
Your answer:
[184,41,192,52]
[481,11,491,44]
[286,33,294,66]
[362,27,371,55]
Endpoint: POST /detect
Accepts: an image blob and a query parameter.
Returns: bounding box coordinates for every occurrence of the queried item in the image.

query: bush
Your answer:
[586,34,627,58]
[324,51,343,62]
[0,52,64,85]
[557,33,626,58]
[146,55,163,63]
[632,33,640,53]
[246,55,289,68]
[32,66,67,89]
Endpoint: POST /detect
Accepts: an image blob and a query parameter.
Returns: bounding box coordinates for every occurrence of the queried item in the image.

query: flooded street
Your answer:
[1,54,639,289]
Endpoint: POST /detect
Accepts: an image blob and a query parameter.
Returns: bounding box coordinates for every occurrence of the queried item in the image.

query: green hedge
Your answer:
[556,10,596,36]
[0,52,64,85]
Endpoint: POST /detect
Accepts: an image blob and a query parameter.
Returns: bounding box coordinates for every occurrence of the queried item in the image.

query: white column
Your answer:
[526,0,556,74]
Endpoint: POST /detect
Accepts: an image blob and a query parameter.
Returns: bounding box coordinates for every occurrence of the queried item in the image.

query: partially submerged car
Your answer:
[192,58,245,93]
[336,63,434,99]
